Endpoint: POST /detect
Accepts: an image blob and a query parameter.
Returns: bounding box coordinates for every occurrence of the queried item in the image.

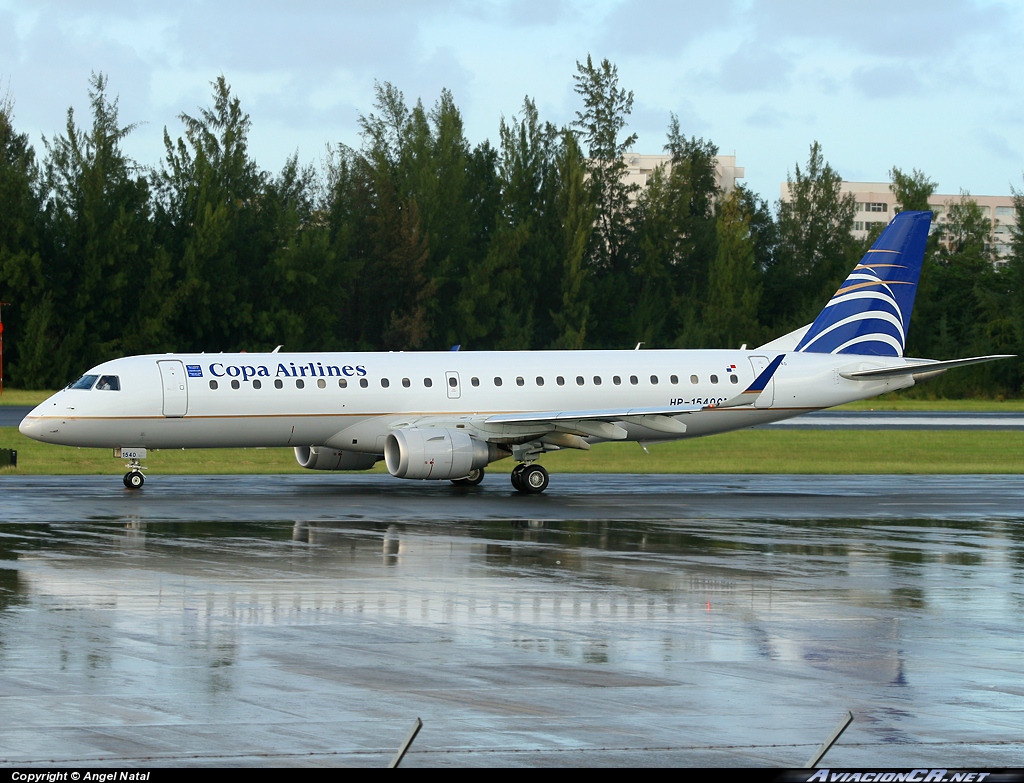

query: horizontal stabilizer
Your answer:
[840,355,1015,380]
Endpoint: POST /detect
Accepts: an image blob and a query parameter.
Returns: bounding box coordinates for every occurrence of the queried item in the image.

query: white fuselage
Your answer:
[19,349,913,452]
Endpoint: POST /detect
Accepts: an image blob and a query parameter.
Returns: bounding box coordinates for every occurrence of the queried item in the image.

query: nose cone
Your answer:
[19,413,43,441]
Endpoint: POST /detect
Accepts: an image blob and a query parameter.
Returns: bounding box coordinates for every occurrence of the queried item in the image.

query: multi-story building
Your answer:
[621,153,745,196]
[818,181,1017,267]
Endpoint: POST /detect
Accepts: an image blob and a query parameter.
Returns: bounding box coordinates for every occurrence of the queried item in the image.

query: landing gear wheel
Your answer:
[123,470,145,490]
[518,464,549,494]
[510,464,527,491]
[451,468,485,487]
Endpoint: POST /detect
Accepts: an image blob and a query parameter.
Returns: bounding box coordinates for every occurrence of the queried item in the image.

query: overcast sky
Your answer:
[1,0,1021,204]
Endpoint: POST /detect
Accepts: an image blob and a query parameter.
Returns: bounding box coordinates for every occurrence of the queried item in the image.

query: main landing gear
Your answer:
[448,463,551,493]
[511,463,549,494]
[451,468,486,487]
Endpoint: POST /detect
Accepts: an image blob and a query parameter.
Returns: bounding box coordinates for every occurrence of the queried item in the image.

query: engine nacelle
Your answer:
[385,428,504,480]
[294,445,379,471]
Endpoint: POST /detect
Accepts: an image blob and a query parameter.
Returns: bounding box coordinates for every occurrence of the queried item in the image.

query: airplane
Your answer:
[18,210,1012,493]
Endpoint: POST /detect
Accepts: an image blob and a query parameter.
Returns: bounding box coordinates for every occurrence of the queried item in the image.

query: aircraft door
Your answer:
[747,356,775,408]
[445,371,461,400]
[158,360,189,417]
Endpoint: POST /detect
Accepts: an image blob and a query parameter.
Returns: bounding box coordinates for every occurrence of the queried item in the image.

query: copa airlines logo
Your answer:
[202,361,368,382]
[796,259,914,357]
[794,211,930,358]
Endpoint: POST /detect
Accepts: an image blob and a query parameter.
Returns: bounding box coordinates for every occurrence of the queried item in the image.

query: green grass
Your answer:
[1,426,1020,476]
[836,396,1024,411]
[0,389,53,405]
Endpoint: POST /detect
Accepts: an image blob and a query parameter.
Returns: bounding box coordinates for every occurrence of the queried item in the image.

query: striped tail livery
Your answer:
[795,210,932,357]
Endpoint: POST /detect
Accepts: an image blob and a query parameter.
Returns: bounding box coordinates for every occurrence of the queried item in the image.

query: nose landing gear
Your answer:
[118,448,147,490]
[123,470,145,489]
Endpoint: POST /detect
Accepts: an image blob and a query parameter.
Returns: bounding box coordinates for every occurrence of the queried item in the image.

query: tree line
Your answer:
[1,58,1022,396]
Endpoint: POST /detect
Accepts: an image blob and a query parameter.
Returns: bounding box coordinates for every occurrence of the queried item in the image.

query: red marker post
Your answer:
[0,302,8,396]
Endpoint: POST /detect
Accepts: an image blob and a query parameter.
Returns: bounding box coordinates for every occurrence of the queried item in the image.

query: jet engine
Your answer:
[385,428,506,480]
[294,445,379,471]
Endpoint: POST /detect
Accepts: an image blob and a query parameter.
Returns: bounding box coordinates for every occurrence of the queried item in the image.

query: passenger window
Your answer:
[296,379,305,389]
[629,375,638,385]
[730,374,739,384]
[449,376,458,388]
[494,377,502,387]
[97,375,120,391]
[276,379,284,389]
[231,380,240,390]
[670,375,678,384]
[690,375,698,384]
[516,377,524,387]
[556,376,565,386]
[536,376,544,386]
[576,376,584,386]
[593,376,602,385]
[253,379,262,390]
[402,378,411,388]
[710,375,719,384]
[317,378,326,389]
[360,378,369,388]
[381,378,390,388]
[613,376,621,385]
[337,379,346,389]
[209,380,219,390]
[424,378,433,388]
[650,375,659,385]
[471,377,480,387]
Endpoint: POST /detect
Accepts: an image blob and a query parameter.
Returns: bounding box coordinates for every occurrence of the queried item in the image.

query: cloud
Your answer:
[4,12,154,147]
[849,64,926,99]
[597,0,743,56]
[745,105,790,129]
[976,128,1021,164]
[484,0,574,27]
[747,0,1012,60]
[713,43,794,93]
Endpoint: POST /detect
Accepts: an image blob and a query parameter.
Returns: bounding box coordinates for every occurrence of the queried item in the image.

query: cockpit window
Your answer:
[97,375,120,391]
[69,374,99,390]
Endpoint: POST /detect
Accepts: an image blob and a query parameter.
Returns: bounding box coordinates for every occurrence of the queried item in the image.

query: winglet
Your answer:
[711,354,784,409]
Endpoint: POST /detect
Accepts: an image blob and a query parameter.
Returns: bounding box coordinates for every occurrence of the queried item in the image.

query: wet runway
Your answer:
[2,474,1024,767]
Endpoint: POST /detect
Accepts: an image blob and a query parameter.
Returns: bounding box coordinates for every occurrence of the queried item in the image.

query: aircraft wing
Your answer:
[484,405,703,438]
[840,354,1015,380]
[396,357,787,441]
[485,404,703,425]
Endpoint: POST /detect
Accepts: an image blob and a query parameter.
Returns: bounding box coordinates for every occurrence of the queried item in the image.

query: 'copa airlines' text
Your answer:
[208,362,368,381]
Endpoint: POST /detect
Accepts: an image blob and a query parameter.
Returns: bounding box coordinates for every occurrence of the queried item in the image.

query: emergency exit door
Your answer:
[445,371,461,399]
[747,355,776,408]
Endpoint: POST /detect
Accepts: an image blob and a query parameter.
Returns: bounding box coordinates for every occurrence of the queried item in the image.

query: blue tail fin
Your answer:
[795,210,932,356]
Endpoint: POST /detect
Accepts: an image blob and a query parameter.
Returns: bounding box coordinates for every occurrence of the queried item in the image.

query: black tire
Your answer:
[124,471,144,489]
[519,464,549,494]
[510,464,526,491]
[451,468,485,487]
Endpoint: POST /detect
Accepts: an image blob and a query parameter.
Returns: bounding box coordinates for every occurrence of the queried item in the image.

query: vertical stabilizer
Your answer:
[795,210,932,356]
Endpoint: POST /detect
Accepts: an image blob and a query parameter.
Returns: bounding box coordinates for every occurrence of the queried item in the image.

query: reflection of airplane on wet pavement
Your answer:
[20,211,1011,493]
